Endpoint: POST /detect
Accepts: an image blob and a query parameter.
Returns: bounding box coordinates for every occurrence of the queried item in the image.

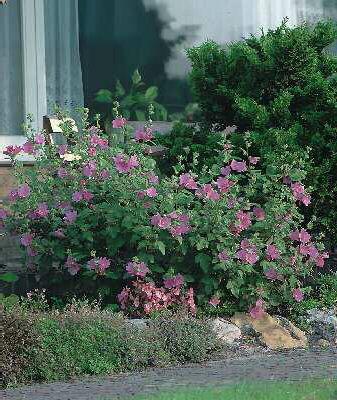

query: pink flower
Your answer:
[58,144,68,156]
[216,177,234,193]
[230,159,247,172]
[291,182,311,206]
[264,268,283,281]
[53,229,65,239]
[283,176,292,185]
[218,250,229,262]
[113,154,139,173]
[99,169,111,180]
[34,203,49,218]
[72,191,83,202]
[237,240,258,265]
[134,127,153,142]
[292,288,304,302]
[17,184,31,199]
[88,257,111,274]
[112,117,127,128]
[209,296,220,307]
[185,287,196,315]
[235,210,252,232]
[64,209,77,224]
[83,161,97,177]
[170,224,191,237]
[148,173,159,185]
[249,156,260,165]
[179,173,198,190]
[126,261,150,278]
[151,214,171,229]
[117,287,130,309]
[220,166,231,176]
[314,252,329,268]
[20,233,34,247]
[253,207,265,220]
[88,147,97,157]
[90,134,109,149]
[196,184,220,201]
[34,133,45,145]
[249,299,265,319]
[22,141,35,155]
[163,274,184,289]
[3,145,21,157]
[146,187,157,198]
[57,167,68,179]
[65,256,80,276]
[82,190,94,201]
[290,229,311,243]
[266,244,280,260]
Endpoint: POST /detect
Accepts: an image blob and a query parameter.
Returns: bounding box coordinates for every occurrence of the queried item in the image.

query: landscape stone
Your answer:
[306,309,337,343]
[231,312,308,350]
[210,318,242,344]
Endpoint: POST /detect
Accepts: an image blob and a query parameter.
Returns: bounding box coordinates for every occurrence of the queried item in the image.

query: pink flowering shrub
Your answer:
[1,109,327,316]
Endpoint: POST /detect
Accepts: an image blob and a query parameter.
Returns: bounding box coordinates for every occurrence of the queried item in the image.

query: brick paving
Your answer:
[2,349,337,400]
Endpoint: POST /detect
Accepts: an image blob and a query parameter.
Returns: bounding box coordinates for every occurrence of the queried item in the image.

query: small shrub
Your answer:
[0,309,40,388]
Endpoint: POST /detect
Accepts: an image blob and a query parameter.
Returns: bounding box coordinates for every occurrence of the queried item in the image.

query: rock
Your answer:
[231,312,308,350]
[211,318,242,344]
[126,319,149,329]
[317,339,330,348]
[306,309,337,343]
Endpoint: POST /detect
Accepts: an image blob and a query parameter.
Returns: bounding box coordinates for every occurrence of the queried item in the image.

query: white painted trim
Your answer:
[20,0,47,132]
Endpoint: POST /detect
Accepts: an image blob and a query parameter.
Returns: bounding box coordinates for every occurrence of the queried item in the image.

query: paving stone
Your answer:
[1,350,336,400]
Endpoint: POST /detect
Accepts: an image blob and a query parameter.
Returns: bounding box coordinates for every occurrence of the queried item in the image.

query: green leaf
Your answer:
[115,80,125,97]
[156,241,166,255]
[145,86,158,101]
[195,253,211,273]
[135,110,146,121]
[106,271,121,280]
[132,69,142,85]
[95,89,114,103]
[0,272,19,283]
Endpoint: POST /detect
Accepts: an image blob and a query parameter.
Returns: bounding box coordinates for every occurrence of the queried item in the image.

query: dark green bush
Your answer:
[187,20,337,244]
[1,304,219,388]
[156,122,227,175]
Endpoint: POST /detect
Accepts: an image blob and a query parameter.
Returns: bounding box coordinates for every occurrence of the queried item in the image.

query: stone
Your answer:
[210,318,242,344]
[306,309,337,343]
[317,339,330,348]
[231,312,308,350]
[126,318,149,329]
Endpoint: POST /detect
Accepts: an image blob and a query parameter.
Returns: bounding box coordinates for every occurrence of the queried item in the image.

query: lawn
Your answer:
[130,380,337,400]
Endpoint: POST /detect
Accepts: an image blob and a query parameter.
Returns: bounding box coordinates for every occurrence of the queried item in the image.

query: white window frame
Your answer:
[0,0,46,163]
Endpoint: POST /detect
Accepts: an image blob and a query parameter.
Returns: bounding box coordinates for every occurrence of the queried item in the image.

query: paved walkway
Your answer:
[2,349,337,400]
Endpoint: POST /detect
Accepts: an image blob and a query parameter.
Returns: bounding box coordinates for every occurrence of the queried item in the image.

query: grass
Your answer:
[129,380,337,400]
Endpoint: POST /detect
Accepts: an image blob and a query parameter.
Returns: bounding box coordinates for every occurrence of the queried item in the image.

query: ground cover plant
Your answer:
[0,103,328,317]
[130,380,337,400]
[0,294,219,388]
[188,20,337,246]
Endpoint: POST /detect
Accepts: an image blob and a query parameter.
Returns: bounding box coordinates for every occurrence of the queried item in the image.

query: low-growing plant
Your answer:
[1,108,328,316]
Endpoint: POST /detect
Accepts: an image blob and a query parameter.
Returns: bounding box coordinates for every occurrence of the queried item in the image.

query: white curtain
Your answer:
[0,0,24,135]
[44,0,84,114]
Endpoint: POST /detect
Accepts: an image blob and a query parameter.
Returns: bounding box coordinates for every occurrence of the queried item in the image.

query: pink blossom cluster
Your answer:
[87,257,111,274]
[28,202,49,219]
[9,184,31,201]
[230,210,252,235]
[290,228,328,268]
[290,182,311,206]
[134,127,153,142]
[112,117,127,128]
[236,239,259,265]
[126,260,150,278]
[137,187,158,199]
[89,133,109,150]
[3,134,45,159]
[113,154,139,173]
[151,212,191,237]
[72,190,94,202]
[65,256,81,276]
[118,265,196,316]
